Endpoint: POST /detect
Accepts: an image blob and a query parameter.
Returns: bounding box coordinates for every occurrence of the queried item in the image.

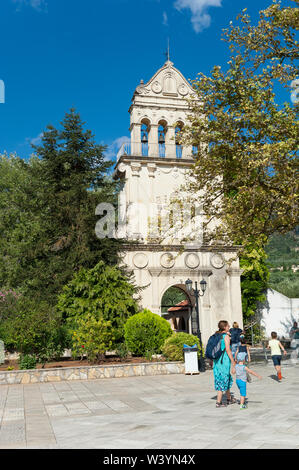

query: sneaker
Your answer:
[227,397,237,405]
[216,402,227,408]
[240,404,247,409]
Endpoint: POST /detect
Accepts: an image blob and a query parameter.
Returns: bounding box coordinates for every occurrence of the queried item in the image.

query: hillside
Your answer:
[265,228,299,298]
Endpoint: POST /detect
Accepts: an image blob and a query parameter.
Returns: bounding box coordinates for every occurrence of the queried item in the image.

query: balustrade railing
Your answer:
[117,141,194,161]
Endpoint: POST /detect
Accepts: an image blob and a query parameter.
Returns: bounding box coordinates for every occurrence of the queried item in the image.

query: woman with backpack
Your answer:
[213,320,237,408]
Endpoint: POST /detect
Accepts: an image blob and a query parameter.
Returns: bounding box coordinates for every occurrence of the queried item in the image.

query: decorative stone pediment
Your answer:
[134,60,194,100]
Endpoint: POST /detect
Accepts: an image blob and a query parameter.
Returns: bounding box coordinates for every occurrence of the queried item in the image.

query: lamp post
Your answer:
[185,278,207,372]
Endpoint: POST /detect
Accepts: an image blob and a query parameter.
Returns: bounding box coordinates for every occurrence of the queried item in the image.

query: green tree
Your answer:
[179,0,298,248]
[174,1,298,320]
[71,315,114,363]
[0,297,69,366]
[57,261,139,345]
[240,243,269,320]
[124,309,173,356]
[161,287,187,313]
[162,332,203,361]
[0,110,121,305]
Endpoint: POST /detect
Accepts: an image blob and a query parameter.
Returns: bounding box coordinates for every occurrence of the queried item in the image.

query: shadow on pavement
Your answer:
[269,374,279,382]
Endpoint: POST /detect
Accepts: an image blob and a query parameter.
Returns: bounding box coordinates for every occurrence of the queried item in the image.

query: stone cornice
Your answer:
[226,268,244,276]
[115,155,194,172]
[120,243,241,253]
[148,267,213,277]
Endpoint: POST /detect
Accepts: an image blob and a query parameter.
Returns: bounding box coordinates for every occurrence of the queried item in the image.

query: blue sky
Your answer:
[0,0,294,161]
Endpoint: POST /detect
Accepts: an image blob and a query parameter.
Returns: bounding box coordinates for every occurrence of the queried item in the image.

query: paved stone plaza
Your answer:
[0,362,298,449]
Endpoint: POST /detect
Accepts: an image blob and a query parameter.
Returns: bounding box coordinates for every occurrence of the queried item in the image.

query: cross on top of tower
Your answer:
[164,38,171,65]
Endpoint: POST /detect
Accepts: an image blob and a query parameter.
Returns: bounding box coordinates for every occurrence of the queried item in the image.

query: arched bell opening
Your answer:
[141,119,150,156]
[175,121,184,159]
[158,119,167,158]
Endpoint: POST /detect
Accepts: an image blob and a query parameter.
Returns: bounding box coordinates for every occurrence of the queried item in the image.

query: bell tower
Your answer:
[113,60,243,344]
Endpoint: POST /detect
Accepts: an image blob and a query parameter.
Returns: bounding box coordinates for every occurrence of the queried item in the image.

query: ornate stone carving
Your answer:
[226,268,243,277]
[130,162,141,177]
[160,252,175,268]
[211,253,225,269]
[185,253,200,269]
[151,81,162,94]
[147,163,157,178]
[136,85,150,95]
[133,253,149,269]
[172,166,179,179]
[178,83,188,96]
[118,163,126,174]
[163,72,177,95]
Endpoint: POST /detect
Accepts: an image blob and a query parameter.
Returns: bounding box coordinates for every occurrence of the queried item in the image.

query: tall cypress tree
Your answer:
[0,109,122,305]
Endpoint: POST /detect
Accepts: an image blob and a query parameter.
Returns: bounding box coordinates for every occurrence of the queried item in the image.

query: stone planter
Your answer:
[0,361,185,385]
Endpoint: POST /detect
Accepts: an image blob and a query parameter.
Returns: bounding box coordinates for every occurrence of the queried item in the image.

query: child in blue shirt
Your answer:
[232,353,262,409]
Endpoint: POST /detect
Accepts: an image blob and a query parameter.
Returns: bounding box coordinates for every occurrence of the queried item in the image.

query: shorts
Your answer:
[236,379,247,397]
[272,355,282,366]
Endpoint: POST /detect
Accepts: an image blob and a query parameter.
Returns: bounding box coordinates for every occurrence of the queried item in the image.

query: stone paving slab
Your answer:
[0,363,298,449]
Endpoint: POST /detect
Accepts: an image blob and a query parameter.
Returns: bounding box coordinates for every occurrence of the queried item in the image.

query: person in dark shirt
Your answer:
[235,337,251,362]
[229,322,244,358]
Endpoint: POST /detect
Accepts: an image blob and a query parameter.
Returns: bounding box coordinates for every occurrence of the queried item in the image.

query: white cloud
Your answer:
[174,0,222,33]
[25,132,43,146]
[12,0,48,12]
[162,11,168,26]
[104,136,130,161]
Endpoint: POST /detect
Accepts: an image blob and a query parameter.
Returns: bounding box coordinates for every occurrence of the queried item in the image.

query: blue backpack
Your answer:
[205,333,226,361]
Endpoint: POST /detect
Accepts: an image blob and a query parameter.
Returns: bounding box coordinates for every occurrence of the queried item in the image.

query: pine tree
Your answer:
[0,109,122,305]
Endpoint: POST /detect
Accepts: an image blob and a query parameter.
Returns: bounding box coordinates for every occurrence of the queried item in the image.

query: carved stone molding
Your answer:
[118,163,126,175]
[211,253,225,269]
[130,162,141,177]
[160,253,175,268]
[226,268,243,277]
[178,83,188,96]
[172,166,180,179]
[148,268,162,277]
[133,253,149,269]
[147,163,157,178]
[151,81,162,94]
[148,267,212,277]
[185,253,200,269]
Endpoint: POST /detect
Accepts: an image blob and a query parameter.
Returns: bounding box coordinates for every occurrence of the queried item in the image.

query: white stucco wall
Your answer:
[261,289,299,339]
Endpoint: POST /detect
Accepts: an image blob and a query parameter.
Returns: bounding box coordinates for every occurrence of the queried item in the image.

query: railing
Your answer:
[117,142,196,161]
[117,142,131,161]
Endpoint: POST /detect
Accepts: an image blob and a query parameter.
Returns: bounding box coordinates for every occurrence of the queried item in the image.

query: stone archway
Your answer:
[161,284,194,333]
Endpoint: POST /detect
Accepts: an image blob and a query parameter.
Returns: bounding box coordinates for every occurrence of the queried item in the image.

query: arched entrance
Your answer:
[161,284,194,333]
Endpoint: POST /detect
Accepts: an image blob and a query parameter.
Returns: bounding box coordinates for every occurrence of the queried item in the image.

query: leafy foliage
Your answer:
[0,290,21,322]
[57,261,139,345]
[0,297,68,366]
[18,354,38,370]
[240,243,269,320]
[161,286,187,313]
[162,332,202,362]
[177,0,298,248]
[124,309,172,356]
[0,109,121,306]
[71,315,114,363]
[266,229,299,298]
